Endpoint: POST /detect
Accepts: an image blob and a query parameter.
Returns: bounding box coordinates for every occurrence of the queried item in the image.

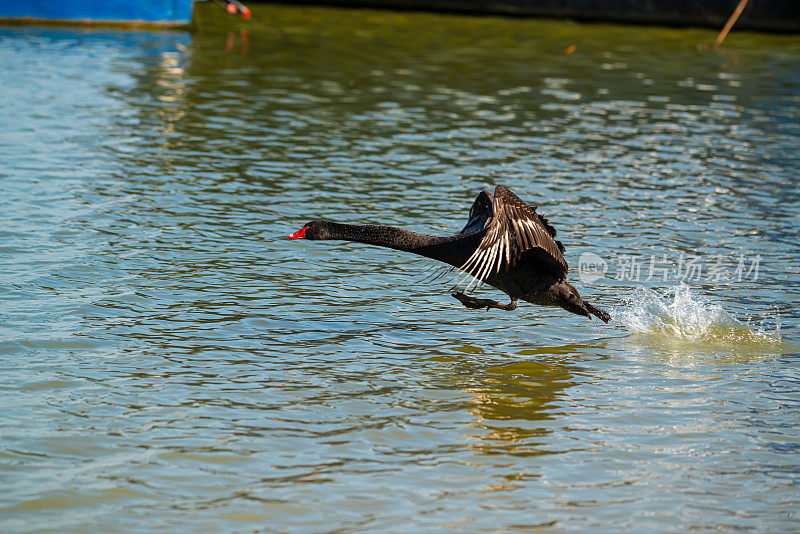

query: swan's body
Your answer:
[288,185,610,323]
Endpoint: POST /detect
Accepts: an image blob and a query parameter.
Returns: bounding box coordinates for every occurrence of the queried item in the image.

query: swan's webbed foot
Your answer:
[452,292,518,311]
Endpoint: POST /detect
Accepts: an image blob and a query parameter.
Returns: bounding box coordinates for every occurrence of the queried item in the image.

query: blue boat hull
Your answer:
[0,0,193,25]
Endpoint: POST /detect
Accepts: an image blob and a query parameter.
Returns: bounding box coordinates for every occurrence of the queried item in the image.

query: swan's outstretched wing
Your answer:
[454,185,567,290]
[418,190,493,286]
[459,190,493,235]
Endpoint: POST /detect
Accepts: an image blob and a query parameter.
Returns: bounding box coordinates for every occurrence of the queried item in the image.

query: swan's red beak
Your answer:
[288,226,307,240]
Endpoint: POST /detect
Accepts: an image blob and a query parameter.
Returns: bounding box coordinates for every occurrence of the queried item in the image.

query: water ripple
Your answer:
[1,7,800,533]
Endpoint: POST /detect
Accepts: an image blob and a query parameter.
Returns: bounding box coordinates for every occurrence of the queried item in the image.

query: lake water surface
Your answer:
[1,4,799,532]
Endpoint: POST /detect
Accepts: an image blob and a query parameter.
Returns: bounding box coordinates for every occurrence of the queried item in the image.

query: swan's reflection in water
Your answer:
[439,343,602,457]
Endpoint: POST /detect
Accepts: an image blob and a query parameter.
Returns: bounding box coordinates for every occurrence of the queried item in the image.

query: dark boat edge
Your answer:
[262,0,800,33]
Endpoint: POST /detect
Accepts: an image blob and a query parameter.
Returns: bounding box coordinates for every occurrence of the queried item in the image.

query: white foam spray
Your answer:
[615,284,781,344]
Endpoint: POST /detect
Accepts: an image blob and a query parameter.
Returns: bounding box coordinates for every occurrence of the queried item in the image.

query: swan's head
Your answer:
[288,220,328,240]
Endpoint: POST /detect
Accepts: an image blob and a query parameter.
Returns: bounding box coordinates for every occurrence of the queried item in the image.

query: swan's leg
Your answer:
[452,292,517,311]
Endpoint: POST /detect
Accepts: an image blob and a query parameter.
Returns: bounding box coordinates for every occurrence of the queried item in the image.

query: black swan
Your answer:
[288,185,611,323]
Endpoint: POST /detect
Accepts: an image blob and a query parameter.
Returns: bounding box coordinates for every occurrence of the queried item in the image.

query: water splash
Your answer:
[616,284,781,344]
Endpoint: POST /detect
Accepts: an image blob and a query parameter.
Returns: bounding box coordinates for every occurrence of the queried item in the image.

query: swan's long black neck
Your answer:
[314,221,480,268]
